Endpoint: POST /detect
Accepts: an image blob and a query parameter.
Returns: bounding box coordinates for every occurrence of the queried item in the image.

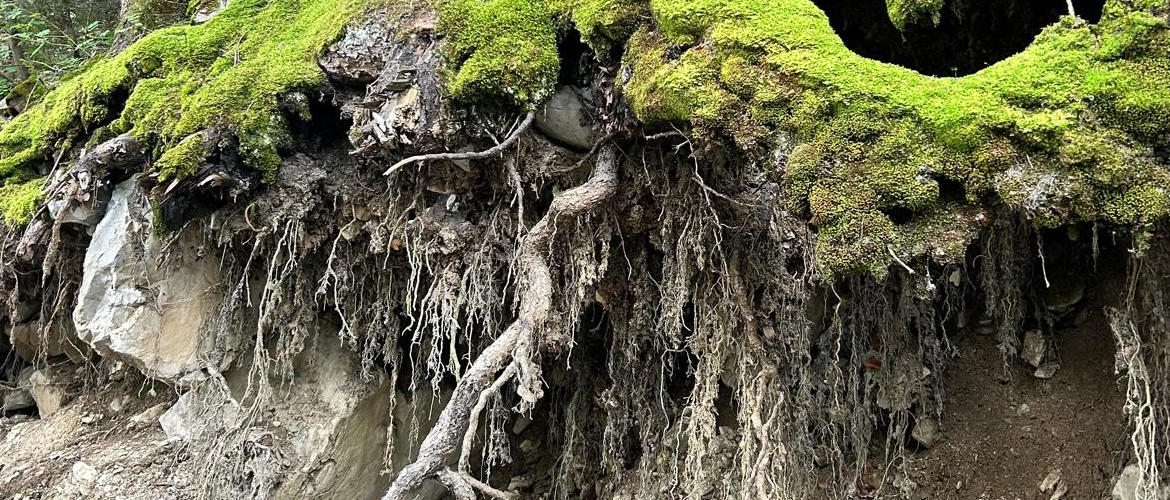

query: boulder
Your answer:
[911,416,941,449]
[1021,330,1046,368]
[2,388,34,413]
[73,178,239,380]
[535,87,598,150]
[29,367,70,418]
[9,318,93,363]
[161,331,431,499]
[1112,464,1141,500]
[47,195,107,228]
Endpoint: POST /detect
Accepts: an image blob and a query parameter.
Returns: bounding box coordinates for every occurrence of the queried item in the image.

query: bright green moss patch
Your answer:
[626,0,1170,278]
[0,177,44,225]
[0,0,395,191]
[886,0,943,31]
[438,0,560,108]
[156,132,206,182]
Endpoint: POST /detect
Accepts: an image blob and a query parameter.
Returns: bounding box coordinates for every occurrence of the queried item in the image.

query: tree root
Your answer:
[383,143,619,499]
[382,112,536,176]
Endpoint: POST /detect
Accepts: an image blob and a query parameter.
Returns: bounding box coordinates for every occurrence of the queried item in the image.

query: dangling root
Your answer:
[383,144,620,499]
[382,112,536,176]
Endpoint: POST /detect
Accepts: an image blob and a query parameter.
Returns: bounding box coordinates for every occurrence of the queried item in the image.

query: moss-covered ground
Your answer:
[3,0,1169,280]
[0,0,395,224]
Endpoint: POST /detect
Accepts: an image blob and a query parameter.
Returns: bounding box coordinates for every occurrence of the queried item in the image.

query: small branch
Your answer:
[887,245,916,275]
[382,112,536,176]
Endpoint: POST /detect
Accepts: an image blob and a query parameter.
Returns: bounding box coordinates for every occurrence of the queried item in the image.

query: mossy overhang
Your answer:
[0,0,399,225]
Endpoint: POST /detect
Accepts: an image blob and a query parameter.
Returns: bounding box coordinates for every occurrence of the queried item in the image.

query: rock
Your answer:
[192,0,229,23]
[340,10,445,153]
[163,331,416,499]
[1021,329,1046,368]
[1034,363,1061,379]
[128,402,171,431]
[2,388,35,413]
[47,195,107,228]
[160,391,240,442]
[70,460,97,493]
[9,318,93,364]
[1040,468,1067,499]
[29,368,69,418]
[911,417,941,449]
[535,87,598,150]
[1112,464,1142,500]
[73,178,239,380]
[1043,279,1085,314]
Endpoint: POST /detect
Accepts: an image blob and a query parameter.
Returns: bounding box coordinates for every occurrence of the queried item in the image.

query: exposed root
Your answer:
[382,112,536,176]
[383,143,620,499]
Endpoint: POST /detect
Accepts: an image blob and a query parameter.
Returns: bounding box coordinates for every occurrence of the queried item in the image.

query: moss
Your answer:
[549,0,650,52]
[156,132,206,182]
[438,0,560,108]
[0,177,44,225]
[0,0,395,188]
[625,0,1170,278]
[885,0,944,31]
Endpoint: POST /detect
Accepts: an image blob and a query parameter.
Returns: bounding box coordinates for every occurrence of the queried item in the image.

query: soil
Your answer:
[909,280,1128,499]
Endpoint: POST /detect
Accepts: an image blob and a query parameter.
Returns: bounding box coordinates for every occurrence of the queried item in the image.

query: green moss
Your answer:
[156,132,206,182]
[886,0,943,31]
[0,0,395,189]
[438,0,560,108]
[625,0,1170,278]
[549,0,650,52]
[0,177,44,225]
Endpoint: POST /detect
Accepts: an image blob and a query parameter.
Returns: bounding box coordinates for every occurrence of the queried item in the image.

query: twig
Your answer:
[382,112,536,176]
[887,245,916,275]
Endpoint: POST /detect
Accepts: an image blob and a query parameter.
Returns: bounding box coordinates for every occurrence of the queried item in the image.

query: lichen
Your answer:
[0,0,394,198]
[622,0,1170,279]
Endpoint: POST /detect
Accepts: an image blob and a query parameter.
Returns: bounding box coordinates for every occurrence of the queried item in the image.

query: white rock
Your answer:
[29,368,68,418]
[911,417,941,449]
[1034,363,1061,379]
[1021,330,1046,368]
[73,178,238,380]
[1,389,34,412]
[47,197,106,227]
[535,87,597,150]
[71,460,97,493]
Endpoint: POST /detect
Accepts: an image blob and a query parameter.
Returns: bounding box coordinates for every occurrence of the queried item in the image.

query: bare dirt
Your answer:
[909,287,1128,499]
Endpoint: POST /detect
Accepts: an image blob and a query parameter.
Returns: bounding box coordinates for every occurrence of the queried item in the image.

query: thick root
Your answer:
[383,144,620,499]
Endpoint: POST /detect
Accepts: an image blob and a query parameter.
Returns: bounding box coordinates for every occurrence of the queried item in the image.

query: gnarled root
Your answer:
[383,144,619,499]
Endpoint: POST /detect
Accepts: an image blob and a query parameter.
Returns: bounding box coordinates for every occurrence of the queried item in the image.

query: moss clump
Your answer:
[156,132,206,182]
[438,0,560,108]
[0,0,394,192]
[886,0,944,31]
[624,0,1170,278]
[549,0,650,52]
[0,177,44,225]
